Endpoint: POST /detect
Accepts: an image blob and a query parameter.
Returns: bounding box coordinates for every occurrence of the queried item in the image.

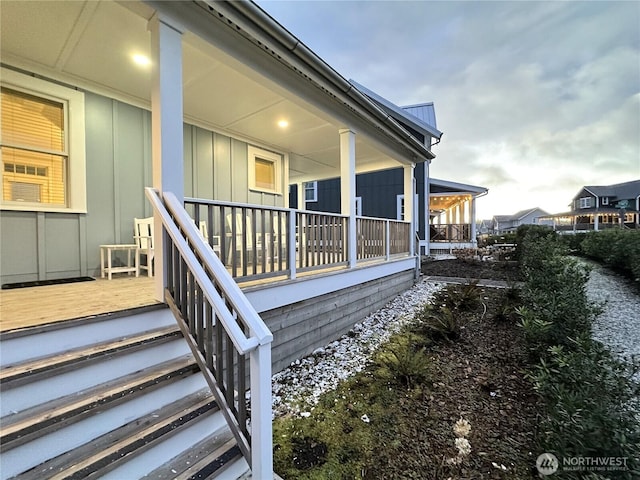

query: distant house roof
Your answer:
[349,80,443,140]
[430,178,487,195]
[493,207,549,222]
[580,179,640,200]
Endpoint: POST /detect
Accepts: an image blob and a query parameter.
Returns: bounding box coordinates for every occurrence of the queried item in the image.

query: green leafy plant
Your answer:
[581,229,640,286]
[517,229,640,479]
[453,280,482,311]
[374,333,431,390]
[415,306,461,342]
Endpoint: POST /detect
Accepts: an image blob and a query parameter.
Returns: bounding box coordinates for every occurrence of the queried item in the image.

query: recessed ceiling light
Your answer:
[132,54,151,67]
[277,120,289,128]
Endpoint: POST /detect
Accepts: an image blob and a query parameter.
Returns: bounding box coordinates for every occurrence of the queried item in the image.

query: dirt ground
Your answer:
[367,286,539,479]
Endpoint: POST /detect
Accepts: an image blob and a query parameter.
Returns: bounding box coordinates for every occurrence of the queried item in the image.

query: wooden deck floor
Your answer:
[0,276,158,332]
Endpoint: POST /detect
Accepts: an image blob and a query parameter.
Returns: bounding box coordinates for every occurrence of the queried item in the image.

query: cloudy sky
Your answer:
[257,0,640,219]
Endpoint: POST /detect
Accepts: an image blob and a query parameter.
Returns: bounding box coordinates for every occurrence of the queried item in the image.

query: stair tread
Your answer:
[14,388,222,480]
[144,429,238,479]
[1,324,181,386]
[1,354,199,449]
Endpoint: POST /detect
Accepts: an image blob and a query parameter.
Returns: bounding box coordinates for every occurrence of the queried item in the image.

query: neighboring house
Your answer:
[0,1,436,478]
[541,180,640,232]
[476,219,493,236]
[290,83,487,254]
[491,207,550,234]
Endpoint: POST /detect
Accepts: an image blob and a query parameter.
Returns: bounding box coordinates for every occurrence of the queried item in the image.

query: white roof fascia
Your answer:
[430,178,488,195]
[583,187,599,198]
[349,80,443,140]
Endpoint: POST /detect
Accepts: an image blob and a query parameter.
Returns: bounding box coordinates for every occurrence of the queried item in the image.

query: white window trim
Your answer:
[601,197,609,206]
[355,196,362,216]
[1,67,86,213]
[397,194,404,221]
[579,197,592,209]
[248,145,282,195]
[304,181,318,203]
[396,194,418,225]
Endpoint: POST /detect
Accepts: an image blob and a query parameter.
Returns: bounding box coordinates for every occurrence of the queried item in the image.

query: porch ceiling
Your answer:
[430,194,471,212]
[0,0,400,184]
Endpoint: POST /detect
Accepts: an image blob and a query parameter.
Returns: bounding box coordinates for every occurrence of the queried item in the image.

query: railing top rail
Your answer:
[184,197,291,214]
[147,188,273,350]
[184,196,350,219]
[356,215,411,224]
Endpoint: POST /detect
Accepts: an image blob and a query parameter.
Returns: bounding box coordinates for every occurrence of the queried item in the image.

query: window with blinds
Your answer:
[248,145,282,195]
[1,87,67,206]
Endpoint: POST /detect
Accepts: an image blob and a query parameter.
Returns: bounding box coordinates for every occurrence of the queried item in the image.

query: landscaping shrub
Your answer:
[514,224,555,262]
[518,229,640,478]
[528,336,640,477]
[414,282,482,342]
[519,232,597,349]
[374,333,431,390]
[558,232,587,252]
[581,229,640,285]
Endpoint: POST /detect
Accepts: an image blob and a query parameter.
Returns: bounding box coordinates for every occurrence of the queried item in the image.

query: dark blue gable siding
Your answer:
[292,162,427,240]
[356,169,403,218]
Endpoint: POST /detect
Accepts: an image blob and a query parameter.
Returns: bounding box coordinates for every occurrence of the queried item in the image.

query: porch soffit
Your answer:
[430,194,472,211]
[0,0,416,184]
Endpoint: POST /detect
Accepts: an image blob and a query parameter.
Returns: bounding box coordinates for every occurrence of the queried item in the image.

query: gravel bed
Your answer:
[584,260,640,360]
[270,279,444,418]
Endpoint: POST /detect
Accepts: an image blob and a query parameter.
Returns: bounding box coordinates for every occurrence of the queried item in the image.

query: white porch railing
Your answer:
[356,216,411,260]
[185,198,412,281]
[146,188,273,478]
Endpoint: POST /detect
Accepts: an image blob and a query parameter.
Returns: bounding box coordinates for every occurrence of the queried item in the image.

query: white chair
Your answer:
[198,220,221,257]
[226,213,254,266]
[134,217,154,277]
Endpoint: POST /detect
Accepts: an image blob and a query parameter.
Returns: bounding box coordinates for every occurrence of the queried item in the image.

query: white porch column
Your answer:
[340,129,357,268]
[150,13,184,301]
[403,164,415,255]
[470,196,477,245]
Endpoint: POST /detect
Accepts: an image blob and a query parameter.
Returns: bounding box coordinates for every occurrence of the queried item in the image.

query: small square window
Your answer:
[255,157,275,191]
[248,146,282,195]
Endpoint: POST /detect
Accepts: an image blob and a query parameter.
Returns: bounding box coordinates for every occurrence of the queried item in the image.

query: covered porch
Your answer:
[427,179,487,253]
[1,1,434,477]
[541,210,639,232]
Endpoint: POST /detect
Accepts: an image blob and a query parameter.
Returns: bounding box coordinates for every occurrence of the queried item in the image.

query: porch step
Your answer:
[0,324,181,388]
[1,354,199,450]
[0,307,249,480]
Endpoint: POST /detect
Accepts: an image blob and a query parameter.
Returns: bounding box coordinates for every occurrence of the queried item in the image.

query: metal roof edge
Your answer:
[192,0,435,163]
[349,79,443,139]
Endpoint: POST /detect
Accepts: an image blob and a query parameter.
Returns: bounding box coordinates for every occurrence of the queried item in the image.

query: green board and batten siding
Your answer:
[0,92,283,284]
